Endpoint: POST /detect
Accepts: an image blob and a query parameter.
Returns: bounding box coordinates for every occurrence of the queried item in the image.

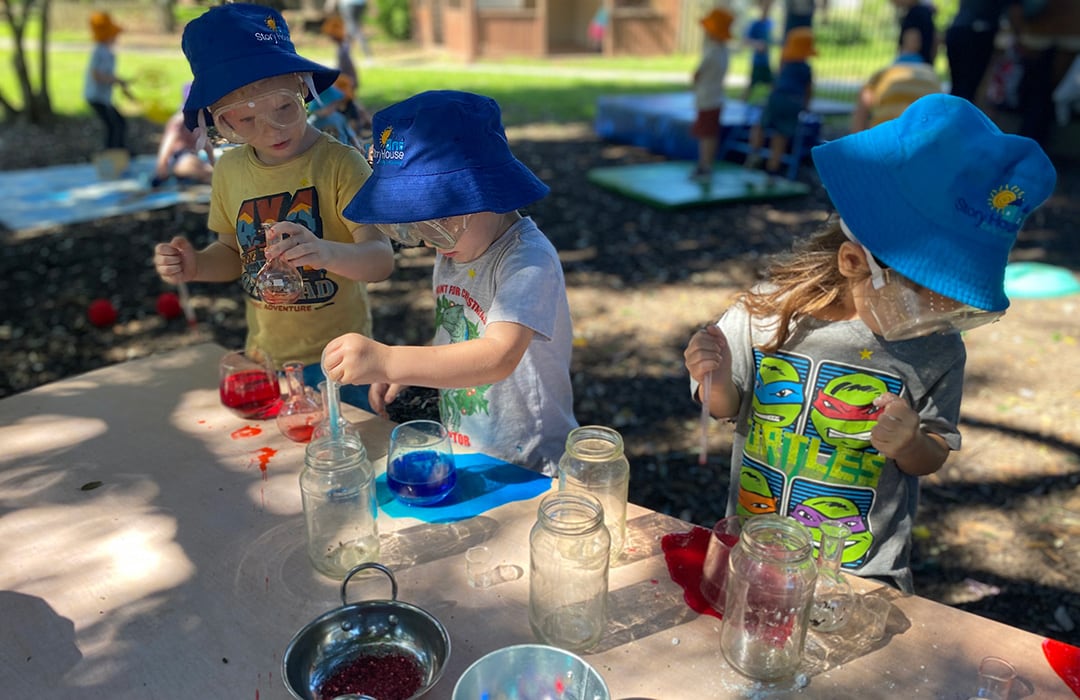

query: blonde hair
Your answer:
[738,219,865,353]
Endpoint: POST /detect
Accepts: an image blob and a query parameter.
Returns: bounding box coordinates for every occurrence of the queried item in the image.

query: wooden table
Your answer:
[1,343,1074,699]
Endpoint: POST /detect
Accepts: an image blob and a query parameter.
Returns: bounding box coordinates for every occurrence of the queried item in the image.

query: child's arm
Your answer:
[153,234,242,284]
[264,221,394,283]
[323,321,534,389]
[684,325,741,419]
[871,393,950,476]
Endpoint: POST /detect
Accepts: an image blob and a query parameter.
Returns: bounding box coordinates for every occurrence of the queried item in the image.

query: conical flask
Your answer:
[276,362,324,443]
[809,519,856,633]
[254,224,304,305]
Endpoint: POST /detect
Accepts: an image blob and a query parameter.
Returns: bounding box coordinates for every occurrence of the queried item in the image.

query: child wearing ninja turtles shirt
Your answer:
[321,90,578,476]
[683,94,1056,592]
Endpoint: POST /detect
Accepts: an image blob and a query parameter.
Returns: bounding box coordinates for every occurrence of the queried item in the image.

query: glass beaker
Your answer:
[557,425,630,561]
[300,434,380,579]
[529,491,610,653]
[809,519,856,633]
[721,514,819,681]
[276,362,324,443]
[218,348,281,419]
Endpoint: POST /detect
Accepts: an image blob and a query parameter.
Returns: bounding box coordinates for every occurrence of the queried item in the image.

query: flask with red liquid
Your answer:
[276,362,324,442]
[218,348,281,419]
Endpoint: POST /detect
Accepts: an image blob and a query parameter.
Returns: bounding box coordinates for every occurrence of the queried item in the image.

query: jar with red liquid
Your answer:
[218,348,281,419]
[720,514,818,681]
[276,362,324,443]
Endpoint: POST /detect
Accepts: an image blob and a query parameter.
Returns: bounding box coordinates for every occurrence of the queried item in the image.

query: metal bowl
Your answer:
[283,563,451,700]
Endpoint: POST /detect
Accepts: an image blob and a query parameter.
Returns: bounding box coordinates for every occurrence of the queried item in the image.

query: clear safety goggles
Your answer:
[375,215,472,249]
[841,221,1004,341]
[211,88,307,143]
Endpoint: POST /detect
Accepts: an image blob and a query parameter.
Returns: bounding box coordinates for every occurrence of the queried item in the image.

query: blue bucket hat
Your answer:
[812,94,1056,312]
[343,90,550,223]
[181,3,338,131]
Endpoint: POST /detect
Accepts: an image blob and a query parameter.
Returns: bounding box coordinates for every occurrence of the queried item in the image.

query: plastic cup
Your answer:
[699,516,742,614]
[973,655,1016,700]
[466,546,494,588]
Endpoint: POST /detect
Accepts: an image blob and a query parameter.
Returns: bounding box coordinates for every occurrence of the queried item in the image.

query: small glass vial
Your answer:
[276,362,324,443]
[809,519,855,633]
[300,434,380,579]
[721,514,818,681]
[529,491,610,653]
[557,425,629,560]
[311,380,362,441]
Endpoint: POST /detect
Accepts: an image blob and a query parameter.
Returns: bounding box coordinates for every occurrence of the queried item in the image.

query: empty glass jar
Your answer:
[300,434,379,579]
[720,514,818,681]
[529,491,610,653]
[557,425,629,561]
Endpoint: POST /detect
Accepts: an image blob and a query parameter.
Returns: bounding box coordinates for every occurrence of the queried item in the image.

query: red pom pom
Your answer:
[87,299,118,328]
[156,292,183,320]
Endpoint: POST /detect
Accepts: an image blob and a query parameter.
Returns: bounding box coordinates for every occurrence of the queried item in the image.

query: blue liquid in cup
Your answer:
[388,450,457,506]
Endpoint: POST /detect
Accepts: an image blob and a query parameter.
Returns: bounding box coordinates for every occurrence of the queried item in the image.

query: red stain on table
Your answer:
[231,425,262,439]
[252,447,277,477]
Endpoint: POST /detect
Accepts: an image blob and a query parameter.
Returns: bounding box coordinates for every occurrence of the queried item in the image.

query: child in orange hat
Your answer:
[84,11,134,153]
[690,7,734,182]
[745,26,816,178]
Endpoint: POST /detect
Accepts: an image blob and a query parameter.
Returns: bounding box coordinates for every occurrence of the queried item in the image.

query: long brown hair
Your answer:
[738,219,861,353]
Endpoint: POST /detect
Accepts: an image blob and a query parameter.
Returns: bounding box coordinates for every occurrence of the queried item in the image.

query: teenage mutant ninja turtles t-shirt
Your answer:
[705,295,965,592]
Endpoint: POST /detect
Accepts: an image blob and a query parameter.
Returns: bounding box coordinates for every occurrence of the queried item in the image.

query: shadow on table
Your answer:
[0,591,81,685]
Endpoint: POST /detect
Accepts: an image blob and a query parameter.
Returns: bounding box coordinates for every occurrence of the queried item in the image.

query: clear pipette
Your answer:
[176,280,197,328]
[320,347,342,441]
[699,372,712,466]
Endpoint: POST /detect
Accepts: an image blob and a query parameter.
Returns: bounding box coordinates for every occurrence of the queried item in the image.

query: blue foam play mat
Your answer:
[0,155,211,234]
[1004,261,1080,299]
[588,160,811,209]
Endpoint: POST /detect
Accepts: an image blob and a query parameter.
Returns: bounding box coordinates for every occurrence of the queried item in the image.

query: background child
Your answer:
[745,26,815,177]
[684,94,1055,592]
[891,0,938,66]
[690,7,734,182]
[321,90,578,475]
[742,0,775,104]
[850,31,943,132]
[84,11,134,154]
[152,3,394,409]
[151,83,214,188]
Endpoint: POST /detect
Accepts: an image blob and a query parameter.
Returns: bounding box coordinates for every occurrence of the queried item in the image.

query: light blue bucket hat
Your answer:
[812,94,1056,312]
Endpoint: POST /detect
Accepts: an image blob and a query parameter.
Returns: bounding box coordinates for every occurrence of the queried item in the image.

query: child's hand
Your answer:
[870,393,920,459]
[264,222,329,270]
[684,324,732,388]
[322,332,387,386]
[154,236,196,283]
[368,382,405,418]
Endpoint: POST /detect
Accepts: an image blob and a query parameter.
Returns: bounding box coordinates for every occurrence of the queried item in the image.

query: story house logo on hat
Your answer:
[812,93,1056,313]
[180,2,338,131]
[373,126,406,164]
[344,90,550,225]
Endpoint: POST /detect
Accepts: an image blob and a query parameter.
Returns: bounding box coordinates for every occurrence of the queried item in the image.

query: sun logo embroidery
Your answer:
[380,126,394,148]
[265,16,278,31]
[988,184,1026,226]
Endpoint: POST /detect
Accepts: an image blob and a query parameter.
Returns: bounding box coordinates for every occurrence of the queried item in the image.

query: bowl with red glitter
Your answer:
[283,563,451,700]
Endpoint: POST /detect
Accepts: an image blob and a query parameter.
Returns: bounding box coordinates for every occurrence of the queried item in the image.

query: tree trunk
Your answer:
[0,0,55,125]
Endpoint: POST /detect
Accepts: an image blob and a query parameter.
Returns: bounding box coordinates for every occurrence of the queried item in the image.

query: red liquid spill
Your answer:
[661,526,721,619]
[318,652,424,700]
[220,370,281,419]
[1043,638,1080,696]
[231,425,262,439]
[253,447,277,475]
[555,677,566,694]
[283,423,315,443]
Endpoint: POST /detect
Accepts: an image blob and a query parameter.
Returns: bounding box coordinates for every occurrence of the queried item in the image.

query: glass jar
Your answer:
[300,435,380,579]
[720,514,818,681]
[276,362,324,443]
[529,491,610,653]
[557,425,629,560]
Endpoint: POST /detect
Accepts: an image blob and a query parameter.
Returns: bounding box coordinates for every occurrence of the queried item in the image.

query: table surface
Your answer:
[1,343,1073,700]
